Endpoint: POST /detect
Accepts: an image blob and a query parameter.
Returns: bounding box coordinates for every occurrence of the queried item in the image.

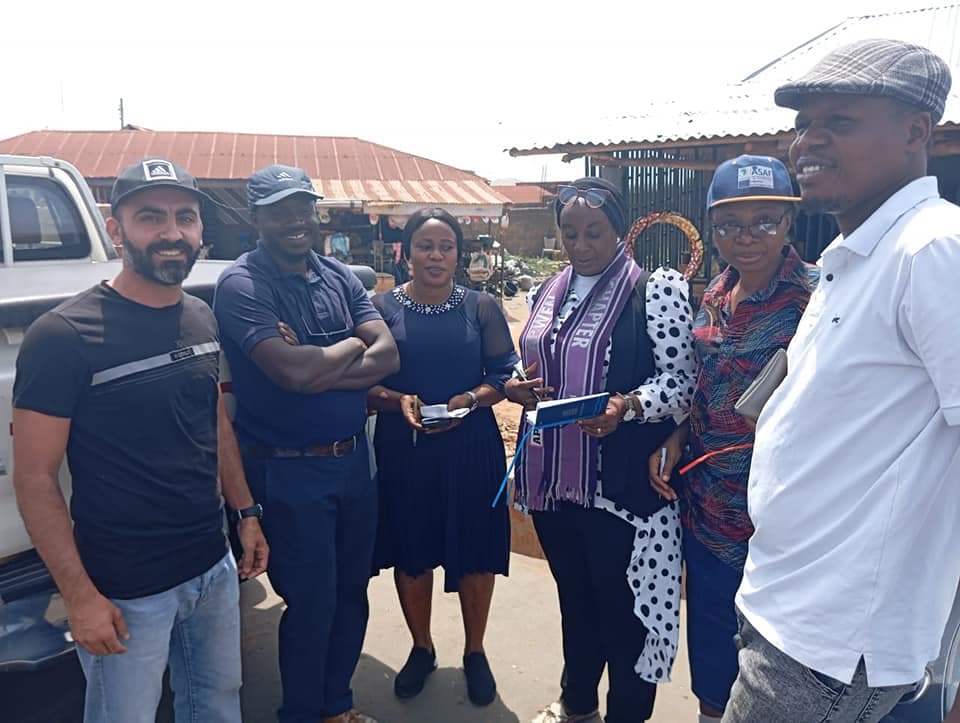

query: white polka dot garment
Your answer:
[526,266,695,684]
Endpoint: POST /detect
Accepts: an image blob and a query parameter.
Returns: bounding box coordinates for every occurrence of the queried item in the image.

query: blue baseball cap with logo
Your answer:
[707,155,801,210]
[247,164,323,209]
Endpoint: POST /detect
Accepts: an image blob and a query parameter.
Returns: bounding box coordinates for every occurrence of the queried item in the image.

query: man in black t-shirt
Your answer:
[12,158,267,723]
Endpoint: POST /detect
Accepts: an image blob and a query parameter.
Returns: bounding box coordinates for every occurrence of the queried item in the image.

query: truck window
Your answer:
[3,175,92,261]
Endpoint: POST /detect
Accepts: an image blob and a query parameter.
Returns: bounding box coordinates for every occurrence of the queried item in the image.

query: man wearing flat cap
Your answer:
[214,165,399,723]
[725,40,960,722]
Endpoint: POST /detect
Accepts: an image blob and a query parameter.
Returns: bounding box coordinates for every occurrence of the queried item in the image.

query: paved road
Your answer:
[1,554,695,722]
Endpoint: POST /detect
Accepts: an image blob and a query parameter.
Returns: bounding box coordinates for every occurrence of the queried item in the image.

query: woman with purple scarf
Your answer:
[505,177,696,723]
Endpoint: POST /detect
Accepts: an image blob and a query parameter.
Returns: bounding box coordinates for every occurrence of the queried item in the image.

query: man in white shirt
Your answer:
[723,39,960,723]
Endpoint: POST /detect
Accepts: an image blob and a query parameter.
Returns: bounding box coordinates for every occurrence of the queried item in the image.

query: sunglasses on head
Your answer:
[557,185,616,210]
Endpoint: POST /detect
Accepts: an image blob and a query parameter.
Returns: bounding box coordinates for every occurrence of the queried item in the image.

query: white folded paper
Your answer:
[420,404,472,421]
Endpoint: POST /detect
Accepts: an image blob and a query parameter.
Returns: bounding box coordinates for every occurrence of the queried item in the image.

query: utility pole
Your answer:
[118,98,125,129]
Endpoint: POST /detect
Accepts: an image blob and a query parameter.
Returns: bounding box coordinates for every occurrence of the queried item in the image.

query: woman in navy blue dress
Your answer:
[369,208,519,707]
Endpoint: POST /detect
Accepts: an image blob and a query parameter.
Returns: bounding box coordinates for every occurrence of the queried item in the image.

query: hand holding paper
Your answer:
[419,403,471,434]
[577,395,628,439]
[492,392,611,508]
[420,404,471,421]
[523,392,610,430]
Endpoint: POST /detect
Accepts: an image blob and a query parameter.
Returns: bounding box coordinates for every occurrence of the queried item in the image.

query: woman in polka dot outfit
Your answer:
[506,177,696,723]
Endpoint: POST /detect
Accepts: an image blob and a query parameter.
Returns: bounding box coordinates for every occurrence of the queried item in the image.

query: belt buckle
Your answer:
[332,436,353,458]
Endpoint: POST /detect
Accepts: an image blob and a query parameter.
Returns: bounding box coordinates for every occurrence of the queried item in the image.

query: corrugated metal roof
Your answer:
[491,184,555,204]
[0,129,510,209]
[510,4,960,154]
[742,4,960,84]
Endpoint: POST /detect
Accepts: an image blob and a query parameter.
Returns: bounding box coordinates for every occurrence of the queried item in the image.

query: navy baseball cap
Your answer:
[706,155,801,209]
[247,165,323,208]
[111,158,218,213]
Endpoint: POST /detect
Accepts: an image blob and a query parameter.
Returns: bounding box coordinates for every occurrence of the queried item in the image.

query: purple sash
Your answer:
[516,245,642,510]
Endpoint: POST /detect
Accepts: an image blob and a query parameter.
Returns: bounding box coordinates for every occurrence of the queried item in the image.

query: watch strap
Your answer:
[465,390,479,410]
[235,503,263,522]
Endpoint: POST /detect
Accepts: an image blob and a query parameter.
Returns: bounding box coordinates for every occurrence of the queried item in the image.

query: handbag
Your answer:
[734,348,788,423]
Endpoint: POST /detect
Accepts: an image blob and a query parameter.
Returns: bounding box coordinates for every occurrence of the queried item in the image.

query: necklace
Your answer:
[394,284,465,315]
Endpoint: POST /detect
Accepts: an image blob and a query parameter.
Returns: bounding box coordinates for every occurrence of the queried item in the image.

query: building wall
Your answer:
[498,204,557,257]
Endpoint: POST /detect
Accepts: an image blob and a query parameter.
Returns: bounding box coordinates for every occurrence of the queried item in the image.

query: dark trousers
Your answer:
[244,439,377,723]
[533,504,657,723]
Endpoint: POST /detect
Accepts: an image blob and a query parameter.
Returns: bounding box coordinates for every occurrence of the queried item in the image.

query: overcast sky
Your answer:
[3,0,929,182]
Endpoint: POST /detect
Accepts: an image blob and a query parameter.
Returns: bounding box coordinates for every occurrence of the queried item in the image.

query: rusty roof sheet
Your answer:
[0,129,510,208]
[510,5,960,155]
[491,184,556,204]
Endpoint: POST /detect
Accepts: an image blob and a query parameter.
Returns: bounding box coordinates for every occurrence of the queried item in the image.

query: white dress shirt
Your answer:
[736,176,960,687]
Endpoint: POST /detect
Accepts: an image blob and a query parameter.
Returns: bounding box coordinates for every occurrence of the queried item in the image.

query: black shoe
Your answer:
[463,651,497,706]
[394,646,437,699]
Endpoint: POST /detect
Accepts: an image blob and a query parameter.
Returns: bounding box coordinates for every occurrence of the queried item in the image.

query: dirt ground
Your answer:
[492,292,532,458]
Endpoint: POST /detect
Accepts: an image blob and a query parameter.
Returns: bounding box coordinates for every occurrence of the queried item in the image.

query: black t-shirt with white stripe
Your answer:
[14,282,226,599]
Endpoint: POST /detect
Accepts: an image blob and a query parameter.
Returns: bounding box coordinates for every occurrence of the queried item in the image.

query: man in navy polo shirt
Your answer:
[214,165,399,723]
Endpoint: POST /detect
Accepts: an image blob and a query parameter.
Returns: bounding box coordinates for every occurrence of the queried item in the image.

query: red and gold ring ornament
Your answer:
[623,211,704,280]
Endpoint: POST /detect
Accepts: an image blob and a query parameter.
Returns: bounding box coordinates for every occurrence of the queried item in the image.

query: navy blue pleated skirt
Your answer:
[372,407,510,592]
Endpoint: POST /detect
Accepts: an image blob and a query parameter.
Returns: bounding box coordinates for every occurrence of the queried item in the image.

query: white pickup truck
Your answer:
[0,154,376,675]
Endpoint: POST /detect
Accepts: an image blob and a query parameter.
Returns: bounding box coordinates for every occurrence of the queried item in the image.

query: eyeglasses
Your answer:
[711,211,790,240]
[557,185,616,210]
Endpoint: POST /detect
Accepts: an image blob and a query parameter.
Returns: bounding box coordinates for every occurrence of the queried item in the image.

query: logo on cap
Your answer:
[142,160,178,182]
[737,165,775,190]
[275,171,294,181]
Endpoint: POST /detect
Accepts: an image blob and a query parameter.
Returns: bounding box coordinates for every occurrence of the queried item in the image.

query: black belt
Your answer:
[243,435,358,459]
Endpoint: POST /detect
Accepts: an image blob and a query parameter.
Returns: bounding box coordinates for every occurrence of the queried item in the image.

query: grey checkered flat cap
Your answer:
[775,38,952,123]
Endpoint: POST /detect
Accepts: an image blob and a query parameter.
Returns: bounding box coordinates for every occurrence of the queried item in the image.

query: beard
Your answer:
[799,197,845,216]
[121,232,200,286]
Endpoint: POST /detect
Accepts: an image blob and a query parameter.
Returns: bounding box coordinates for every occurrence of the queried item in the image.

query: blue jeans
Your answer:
[244,438,377,722]
[684,529,742,712]
[723,614,915,723]
[76,551,241,723]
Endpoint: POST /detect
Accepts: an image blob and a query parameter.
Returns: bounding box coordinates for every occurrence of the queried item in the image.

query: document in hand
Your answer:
[525,392,610,429]
[491,392,611,508]
[420,404,472,428]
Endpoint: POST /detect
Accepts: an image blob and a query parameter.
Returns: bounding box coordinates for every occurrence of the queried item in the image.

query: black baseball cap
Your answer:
[110,158,218,213]
[247,165,323,209]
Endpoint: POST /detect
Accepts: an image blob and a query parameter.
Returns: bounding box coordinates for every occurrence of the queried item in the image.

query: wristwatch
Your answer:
[233,503,263,524]
[464,390,479,411]
[618,392,639,422]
